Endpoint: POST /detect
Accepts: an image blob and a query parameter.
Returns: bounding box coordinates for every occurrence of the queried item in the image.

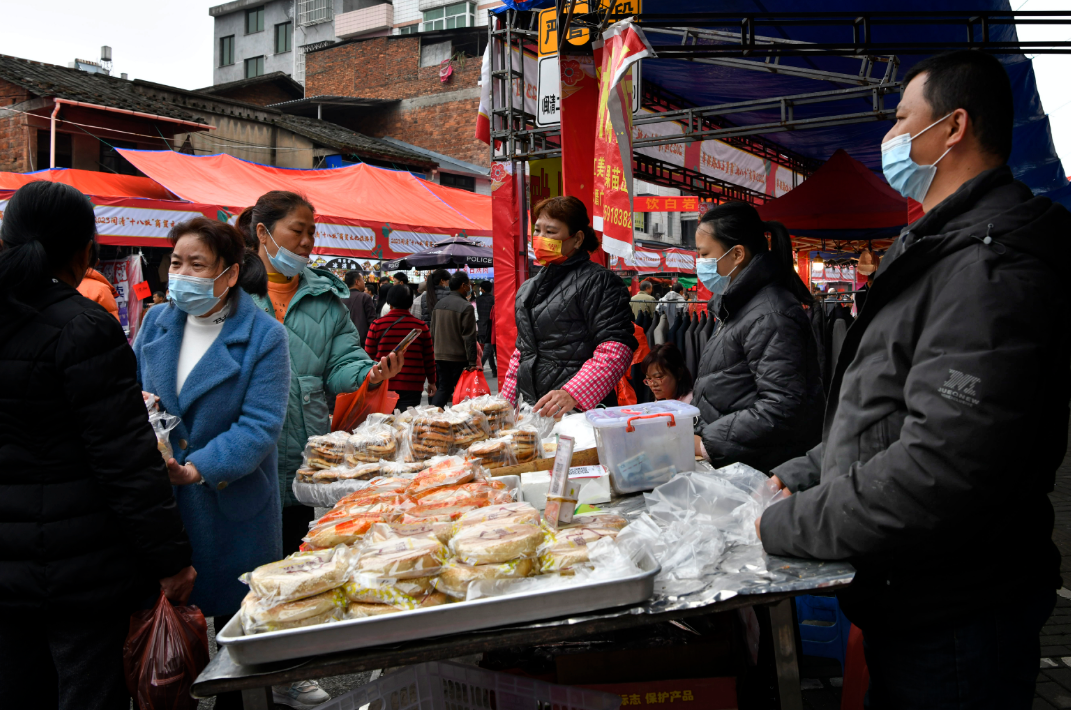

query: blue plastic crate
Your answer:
[795,594,851,673]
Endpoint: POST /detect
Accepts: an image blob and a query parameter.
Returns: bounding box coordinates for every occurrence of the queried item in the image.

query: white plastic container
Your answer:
[585,400,701,494]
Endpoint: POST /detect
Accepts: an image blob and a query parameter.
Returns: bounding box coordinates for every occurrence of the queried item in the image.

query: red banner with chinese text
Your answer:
[591,20,654,258]
[558,51,606,266]
[634,195,700,212]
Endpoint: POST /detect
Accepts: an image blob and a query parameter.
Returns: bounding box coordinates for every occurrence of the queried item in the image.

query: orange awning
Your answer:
[0,168,177,200]
[116,150,491,231]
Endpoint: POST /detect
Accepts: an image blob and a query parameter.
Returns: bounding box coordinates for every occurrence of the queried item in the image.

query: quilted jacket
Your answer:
[251,268,374,507]
[514,251,637,405]
[692,250,824,472]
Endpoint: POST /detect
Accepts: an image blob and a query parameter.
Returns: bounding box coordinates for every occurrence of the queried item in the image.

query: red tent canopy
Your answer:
[116,150,490,232]
[756,149,907,232]
[0,168,177,200]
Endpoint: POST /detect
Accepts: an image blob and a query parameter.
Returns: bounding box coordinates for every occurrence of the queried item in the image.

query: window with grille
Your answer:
[245,56,265,78]
[422,2,474,31]
[245,6,264,34]
[220,35,235,66]
[298,0,333,27]
[294,41,333,85]
[275,22,292,53]
[440,173,476,192]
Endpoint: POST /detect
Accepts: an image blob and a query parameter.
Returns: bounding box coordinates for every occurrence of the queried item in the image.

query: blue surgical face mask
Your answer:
[696,251,739,297]
[881,112,954,203]
[266,226,309,278]
[168,266,232,317]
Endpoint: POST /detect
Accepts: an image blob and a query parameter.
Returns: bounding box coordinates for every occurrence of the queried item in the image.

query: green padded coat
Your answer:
[252,267,374,507]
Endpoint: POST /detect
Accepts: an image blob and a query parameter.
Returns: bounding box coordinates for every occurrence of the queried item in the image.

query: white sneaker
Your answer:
[272,679,331,709]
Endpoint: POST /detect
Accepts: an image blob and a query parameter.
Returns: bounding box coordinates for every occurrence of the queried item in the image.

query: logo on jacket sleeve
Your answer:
[939,369,981,407]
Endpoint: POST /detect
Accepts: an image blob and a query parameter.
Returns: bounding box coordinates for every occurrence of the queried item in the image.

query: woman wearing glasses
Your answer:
[641,343,693,404]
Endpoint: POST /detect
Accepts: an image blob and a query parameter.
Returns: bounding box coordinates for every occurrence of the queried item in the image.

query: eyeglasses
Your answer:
[643,373,669,386]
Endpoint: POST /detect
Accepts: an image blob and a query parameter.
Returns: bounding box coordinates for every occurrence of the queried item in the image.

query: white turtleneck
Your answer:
[176,300,232,396]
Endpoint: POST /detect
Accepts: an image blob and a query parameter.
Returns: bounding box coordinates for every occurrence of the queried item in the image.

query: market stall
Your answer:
[190,398,853,709]
[114,150,493,262]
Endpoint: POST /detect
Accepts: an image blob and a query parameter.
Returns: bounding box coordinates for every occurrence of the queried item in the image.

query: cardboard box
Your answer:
[580,677,737,709]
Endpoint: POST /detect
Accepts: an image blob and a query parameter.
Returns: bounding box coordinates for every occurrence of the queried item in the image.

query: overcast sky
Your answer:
[0,0,1068,179]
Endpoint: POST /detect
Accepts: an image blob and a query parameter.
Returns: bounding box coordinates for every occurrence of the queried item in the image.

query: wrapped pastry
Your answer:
[305,512,393,548]
[378,460,428,476]
[405,460,476,496]
[239,588,347,634]
[563,513,629,533]
[436,558,534,598]
[303,431,349,470]
[450,522,542,565]
[335,477,411,506]
[538,516,627,573]
[498,428,539,464]
[343,575,437,608]
[315,497,406,526]
[461,395,516,435]
[345,426,397,465]
[369,520,453,545]
[245,547,352,604]
[364,413,395,428]
[355,537,448,579]
[345,592,447,619]
[466,437,518,471]
[455,502,540,529]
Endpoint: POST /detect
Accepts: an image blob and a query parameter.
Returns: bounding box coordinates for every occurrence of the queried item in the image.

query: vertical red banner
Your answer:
[491,161,522,364]
[592,20,655,259]
[558,51,606,265]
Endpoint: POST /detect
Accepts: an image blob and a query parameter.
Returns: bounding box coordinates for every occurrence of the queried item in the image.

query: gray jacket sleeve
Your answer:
[771,442,823,493]
[760,254,1056,559]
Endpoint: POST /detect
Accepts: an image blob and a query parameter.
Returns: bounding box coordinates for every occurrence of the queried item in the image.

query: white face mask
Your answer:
[880,112,955,202]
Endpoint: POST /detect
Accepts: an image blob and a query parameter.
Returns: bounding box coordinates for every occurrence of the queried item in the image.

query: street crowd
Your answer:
[1,50,1068,710]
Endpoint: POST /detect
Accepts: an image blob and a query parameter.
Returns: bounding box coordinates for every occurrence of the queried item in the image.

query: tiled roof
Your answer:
[195,71,303,99]
[273,114,436,168]
[0,54,206,124]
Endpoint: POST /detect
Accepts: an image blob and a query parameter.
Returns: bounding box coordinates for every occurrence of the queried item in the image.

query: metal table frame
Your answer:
[194,584,840,710]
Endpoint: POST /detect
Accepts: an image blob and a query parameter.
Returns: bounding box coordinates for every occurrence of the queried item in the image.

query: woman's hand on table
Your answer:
[534,389,578,420]
[369,352,404,386]
[167,459,202,486]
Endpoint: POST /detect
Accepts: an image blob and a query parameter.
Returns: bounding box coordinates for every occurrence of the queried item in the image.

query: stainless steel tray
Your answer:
[218,552,661,666]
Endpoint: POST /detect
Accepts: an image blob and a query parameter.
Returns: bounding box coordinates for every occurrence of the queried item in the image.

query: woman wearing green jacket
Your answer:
[240,191,402,708]
[240,191,402,548]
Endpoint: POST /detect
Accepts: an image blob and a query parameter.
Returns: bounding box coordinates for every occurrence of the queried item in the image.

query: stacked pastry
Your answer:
[538,513,630,573]
[344,536,450,617]
[303,431,349,470]
[345,426,397,464]
[497,428,539,464]
[440,503,542,598]
[456,395,515,435]
[466,438,517,470]
[239,547,353,634]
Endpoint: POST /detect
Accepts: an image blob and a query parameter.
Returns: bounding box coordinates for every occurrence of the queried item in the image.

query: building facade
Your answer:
[210,0,503,87]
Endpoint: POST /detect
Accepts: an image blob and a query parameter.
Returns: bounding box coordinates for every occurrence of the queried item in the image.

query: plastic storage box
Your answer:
[585,400,701,494]
[315,660,622,710]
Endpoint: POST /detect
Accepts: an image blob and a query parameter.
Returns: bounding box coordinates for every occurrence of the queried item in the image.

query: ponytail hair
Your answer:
[0,181,97,316]
[698,201,813,306]
[236,206,256,249]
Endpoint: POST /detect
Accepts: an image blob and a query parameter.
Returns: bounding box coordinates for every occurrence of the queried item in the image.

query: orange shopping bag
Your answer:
[332,372,399,432]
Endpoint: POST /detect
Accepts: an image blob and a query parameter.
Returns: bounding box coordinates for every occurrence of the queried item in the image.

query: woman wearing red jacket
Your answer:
[364,284,437,412]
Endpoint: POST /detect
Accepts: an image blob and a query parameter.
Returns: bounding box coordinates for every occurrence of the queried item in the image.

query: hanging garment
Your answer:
[684,313,699,380]
[654,312,669,346]
[831,317,848,370]
[806,303,829,391]
[697,312,710,359]
[667,314,683,354]
[646,311,660,345]
[675,310,688,353]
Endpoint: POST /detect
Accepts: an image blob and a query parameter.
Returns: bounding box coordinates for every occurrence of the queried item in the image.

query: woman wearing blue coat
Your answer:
[134,218,290,622]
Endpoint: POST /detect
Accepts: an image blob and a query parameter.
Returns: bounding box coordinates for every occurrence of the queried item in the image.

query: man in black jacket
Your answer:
[759,51,1070,708]
[474,280,496,377]
[430,271,479,406]
[343,269,376,345]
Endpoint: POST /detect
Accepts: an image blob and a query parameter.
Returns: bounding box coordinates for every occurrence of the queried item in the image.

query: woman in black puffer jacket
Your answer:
[501,196,637,417]
[0,182,194,710]
[692,201,824,472]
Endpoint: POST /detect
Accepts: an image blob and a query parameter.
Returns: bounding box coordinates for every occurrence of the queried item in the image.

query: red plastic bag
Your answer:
[123,591,210,710]
[332,372,399,432]
[453,369,491,405]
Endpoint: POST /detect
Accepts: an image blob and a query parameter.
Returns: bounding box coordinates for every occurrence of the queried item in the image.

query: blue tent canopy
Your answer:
[499,1,1068,195]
